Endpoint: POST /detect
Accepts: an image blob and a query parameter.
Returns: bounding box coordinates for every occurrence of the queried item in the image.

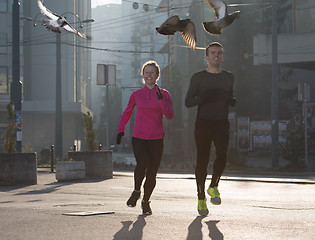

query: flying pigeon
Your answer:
[156,15,196,51]
[37,0,88,39]
[203,0,240,34]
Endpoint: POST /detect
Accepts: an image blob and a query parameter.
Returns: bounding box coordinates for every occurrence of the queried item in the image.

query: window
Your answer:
[0,0,7,13]
[0,32,7,54]
[295,0,315,32]
[0,66,8,95]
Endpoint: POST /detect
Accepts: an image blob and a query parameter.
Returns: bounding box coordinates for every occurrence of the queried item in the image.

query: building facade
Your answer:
[0,0,92,156]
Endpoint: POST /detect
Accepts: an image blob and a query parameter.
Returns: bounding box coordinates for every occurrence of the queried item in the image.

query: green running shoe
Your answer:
[197,198,209,216]
[207,187,221,205]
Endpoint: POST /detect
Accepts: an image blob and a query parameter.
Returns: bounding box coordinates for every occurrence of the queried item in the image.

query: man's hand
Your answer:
[116,132,124,145]
[229,96,236,107]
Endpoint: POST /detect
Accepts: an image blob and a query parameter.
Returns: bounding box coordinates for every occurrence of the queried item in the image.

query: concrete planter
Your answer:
[55,161,85,182]
[68,150,113,179]
[0,152,37,185]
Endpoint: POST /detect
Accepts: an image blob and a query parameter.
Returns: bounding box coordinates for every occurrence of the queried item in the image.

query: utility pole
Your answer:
[55,33,62,158]
[298,83,310,166]
[271,0,279,167]
[11,0,22,152]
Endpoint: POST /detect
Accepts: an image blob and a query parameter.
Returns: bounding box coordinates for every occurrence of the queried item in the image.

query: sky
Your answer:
[91,0,122,8]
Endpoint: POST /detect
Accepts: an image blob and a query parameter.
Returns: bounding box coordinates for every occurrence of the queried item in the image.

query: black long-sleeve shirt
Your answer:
[185,69,235,120]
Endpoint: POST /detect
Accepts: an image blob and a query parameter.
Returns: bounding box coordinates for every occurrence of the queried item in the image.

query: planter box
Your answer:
[55,161,85,182]
[68,150,113,179]
[0,152,37,185]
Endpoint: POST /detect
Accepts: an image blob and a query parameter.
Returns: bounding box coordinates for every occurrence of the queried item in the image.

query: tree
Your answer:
[82,111,98,151]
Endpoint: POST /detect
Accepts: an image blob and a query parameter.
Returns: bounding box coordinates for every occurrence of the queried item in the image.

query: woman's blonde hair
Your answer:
[141,60,160,84]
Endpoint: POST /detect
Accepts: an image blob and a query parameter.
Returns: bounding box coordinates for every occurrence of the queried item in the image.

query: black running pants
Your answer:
[194,119,229,199]
[132,137,164,202]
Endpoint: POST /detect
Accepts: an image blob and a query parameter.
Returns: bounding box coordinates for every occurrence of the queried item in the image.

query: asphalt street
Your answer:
[0,170,314,240]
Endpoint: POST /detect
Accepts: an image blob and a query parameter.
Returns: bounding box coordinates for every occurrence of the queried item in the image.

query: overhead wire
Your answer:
[18,1,278,54]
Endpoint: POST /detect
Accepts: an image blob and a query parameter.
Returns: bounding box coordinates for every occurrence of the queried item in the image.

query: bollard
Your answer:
[99,143,102,151]
[50,145,55,173]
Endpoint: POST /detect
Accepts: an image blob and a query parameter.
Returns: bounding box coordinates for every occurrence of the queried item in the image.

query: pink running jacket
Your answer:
[117,85,174,140]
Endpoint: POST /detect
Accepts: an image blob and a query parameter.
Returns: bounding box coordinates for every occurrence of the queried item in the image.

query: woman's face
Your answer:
[142,65,158,88]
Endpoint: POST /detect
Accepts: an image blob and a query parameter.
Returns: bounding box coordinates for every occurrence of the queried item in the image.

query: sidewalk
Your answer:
[0,169,314,240]
[113,152,315,179]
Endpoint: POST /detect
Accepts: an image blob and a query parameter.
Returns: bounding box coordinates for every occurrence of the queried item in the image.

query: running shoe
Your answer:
[141,200,152,215]
[197,198,209,216]
[207,186,221,205]
[126,190,141,207]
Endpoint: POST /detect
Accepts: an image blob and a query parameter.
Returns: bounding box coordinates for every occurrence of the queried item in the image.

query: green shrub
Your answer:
[280,122,314,165]
[82,111,98,151]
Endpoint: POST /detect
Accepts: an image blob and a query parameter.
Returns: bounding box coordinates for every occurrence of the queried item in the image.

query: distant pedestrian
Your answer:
[116,60,174,215]
[185,42,236,216]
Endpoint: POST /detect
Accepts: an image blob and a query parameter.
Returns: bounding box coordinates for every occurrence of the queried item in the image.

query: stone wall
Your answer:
[0,153,37,185]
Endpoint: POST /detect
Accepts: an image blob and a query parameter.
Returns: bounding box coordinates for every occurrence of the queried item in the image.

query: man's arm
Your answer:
[185,74,201,108]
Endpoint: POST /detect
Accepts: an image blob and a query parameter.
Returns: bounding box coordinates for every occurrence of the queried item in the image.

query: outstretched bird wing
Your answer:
[181,21,196,51]
[204,0,227,19]
[37,0,88,39]
[37,0,59,20]
[62,23,87,39]
[156,15,196,50]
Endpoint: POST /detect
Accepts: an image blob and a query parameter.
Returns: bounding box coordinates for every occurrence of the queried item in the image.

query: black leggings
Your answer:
[132,137,164,202]
[194,119,229,199]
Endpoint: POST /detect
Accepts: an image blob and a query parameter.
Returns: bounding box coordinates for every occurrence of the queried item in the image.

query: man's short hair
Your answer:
[205,42,223,56]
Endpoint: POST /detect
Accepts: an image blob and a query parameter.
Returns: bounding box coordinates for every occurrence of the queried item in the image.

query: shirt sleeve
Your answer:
[158,89,174,120]
[185,73,201,108]
[117,93,136,133]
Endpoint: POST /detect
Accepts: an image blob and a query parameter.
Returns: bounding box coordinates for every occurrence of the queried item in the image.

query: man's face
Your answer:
[205,46,223,67]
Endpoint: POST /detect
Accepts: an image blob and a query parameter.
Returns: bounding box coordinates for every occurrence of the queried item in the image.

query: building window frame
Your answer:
[0,32,7,54]
[0,66,9,95]
[0,0,8,13]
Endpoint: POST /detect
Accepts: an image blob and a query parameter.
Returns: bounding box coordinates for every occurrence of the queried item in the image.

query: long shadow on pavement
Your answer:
[205,220,223,240]
[187,217,223,240]
[186,216,205,240]
[113,215,147,240]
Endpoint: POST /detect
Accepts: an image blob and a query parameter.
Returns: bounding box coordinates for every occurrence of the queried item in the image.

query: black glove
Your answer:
[116,132,124,145]
[229,96,236,107]
[156,86,163,100]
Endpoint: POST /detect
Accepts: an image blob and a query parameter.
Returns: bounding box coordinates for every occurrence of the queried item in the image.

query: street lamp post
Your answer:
[54,13,93,158]
[271,0,279,168]
[11,0,22,152]
[55,33,62,158]
[21,11,93,158]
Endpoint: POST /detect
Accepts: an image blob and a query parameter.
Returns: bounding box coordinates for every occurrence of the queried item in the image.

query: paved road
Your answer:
[0,170,314,240]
